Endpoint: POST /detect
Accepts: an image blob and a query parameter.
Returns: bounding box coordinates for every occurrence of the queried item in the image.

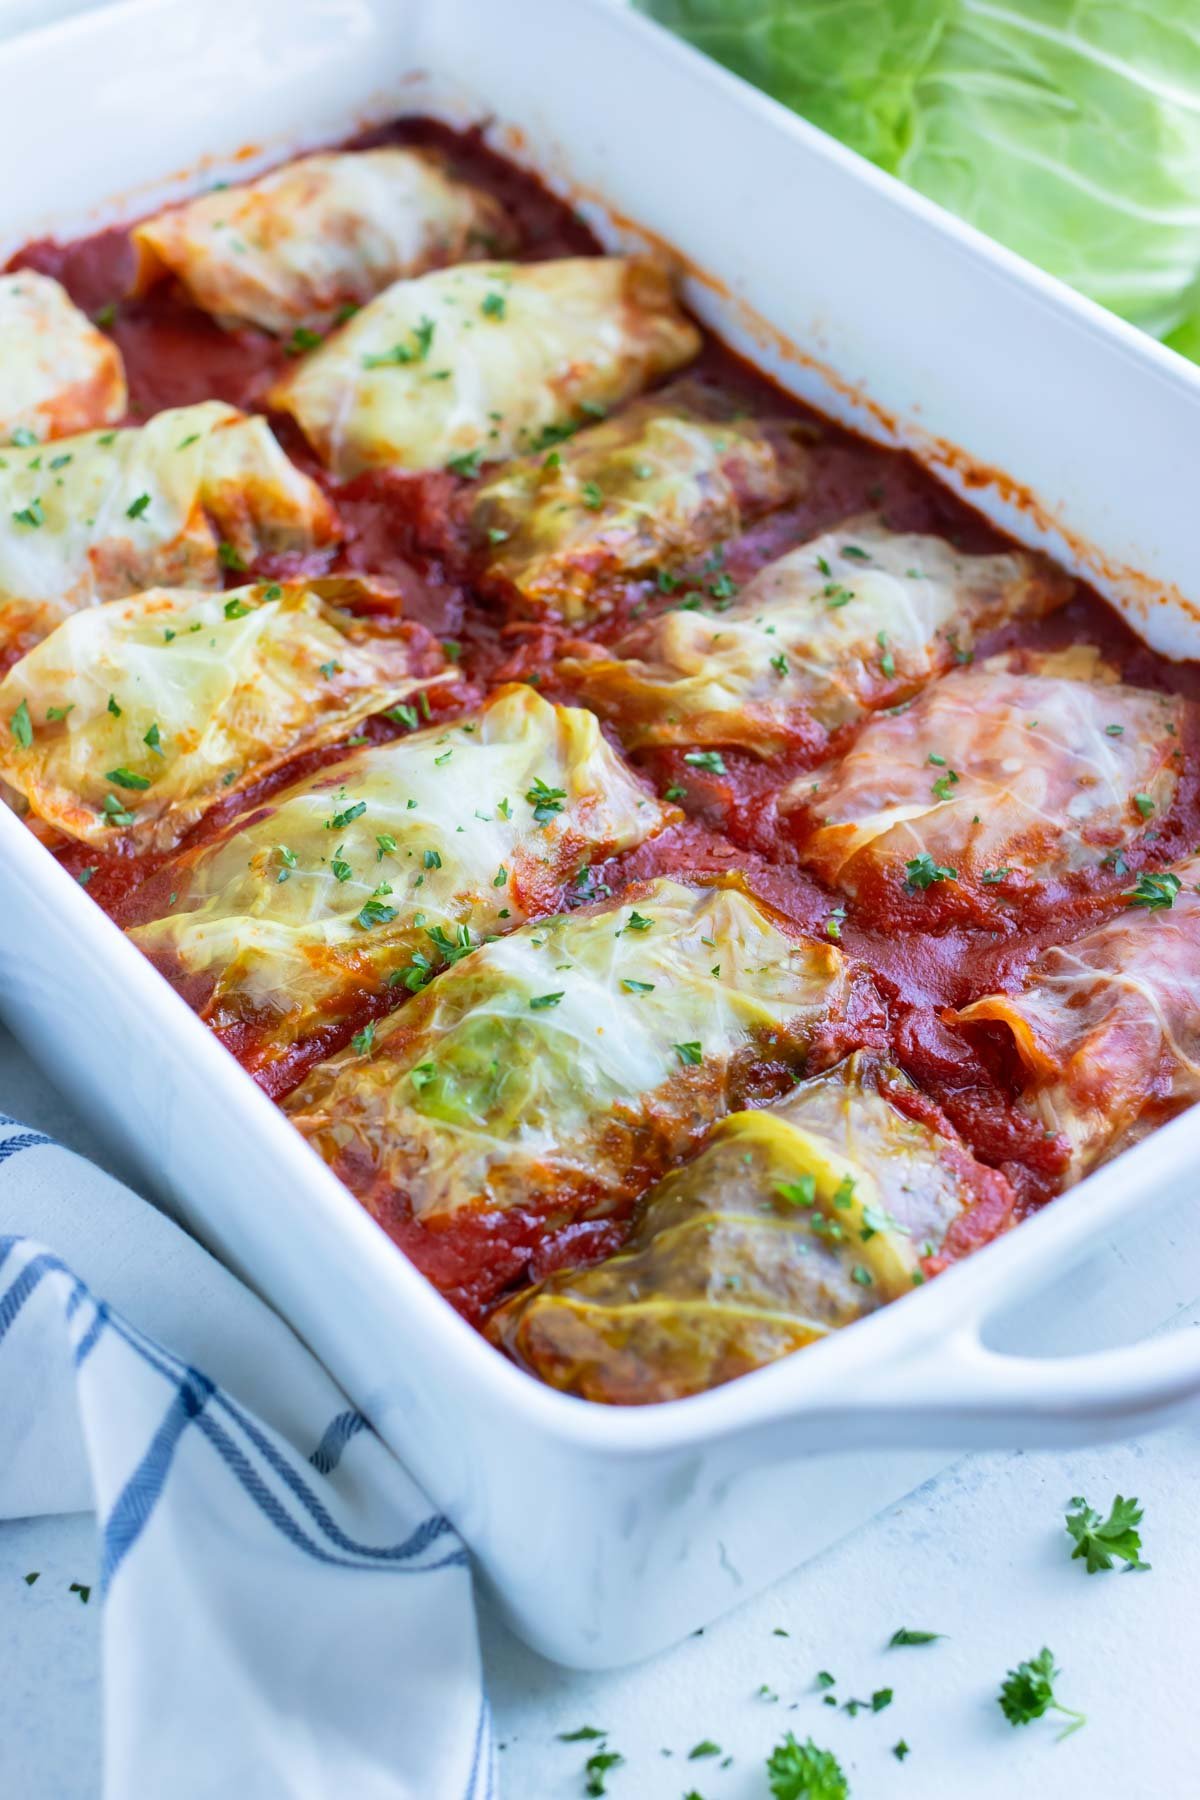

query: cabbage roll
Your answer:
[268,257,701,478]
[0,271,126,444]
[130,148,514,335]
[0,577,451,850]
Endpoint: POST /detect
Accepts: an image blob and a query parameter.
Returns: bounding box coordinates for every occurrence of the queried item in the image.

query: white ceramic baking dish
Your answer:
[2,0,1200,1671]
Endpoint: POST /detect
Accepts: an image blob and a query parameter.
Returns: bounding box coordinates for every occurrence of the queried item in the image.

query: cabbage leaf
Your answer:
[637,0,1200,355]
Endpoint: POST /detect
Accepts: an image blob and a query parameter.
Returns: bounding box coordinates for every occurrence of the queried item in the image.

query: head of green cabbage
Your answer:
[637,0,1200,360]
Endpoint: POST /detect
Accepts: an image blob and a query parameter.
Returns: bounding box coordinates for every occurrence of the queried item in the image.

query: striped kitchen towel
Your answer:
[0,1113,492,1799]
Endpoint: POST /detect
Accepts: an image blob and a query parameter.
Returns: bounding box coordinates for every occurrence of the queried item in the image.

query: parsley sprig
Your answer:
[1065,1493,1149,1573]
[766,1733,848,1799]
[997,1647,1086,1739]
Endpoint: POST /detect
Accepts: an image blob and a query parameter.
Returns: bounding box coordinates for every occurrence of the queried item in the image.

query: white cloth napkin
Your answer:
[0,1112,493,1799]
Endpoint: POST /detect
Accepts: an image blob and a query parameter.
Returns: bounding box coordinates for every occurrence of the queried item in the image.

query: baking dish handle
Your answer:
[775,1317,1200,1453]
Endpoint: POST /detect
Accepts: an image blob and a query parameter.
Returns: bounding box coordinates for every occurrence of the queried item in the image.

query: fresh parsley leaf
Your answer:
[529,991,564,1010]
[766,1732,848,1800]
[350,1023,376,1056]
[1124,870,1181,911]
[125,491,151,519]
[889,1627,944,1647]
[356,898,398,929]
[674,1041,703,1066]
[526,775,567,823]
[776,1176,816,1209]
[446,448,483,478]
[689,1739,721,1758]
[1133,792,1156,818]
[893,1740,910,1761]
[904,852,957,890]
[558,1726,607,1742]
[683,749,727,775]
[584,1748,624,1795]
[217,540,246,572]
[998,1647,1086,1738]
[1065,1493,1149,1573]
[9,698,32,748]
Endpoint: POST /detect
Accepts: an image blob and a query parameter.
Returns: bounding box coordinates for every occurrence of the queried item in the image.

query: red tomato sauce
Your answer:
[12,119,1200,1322]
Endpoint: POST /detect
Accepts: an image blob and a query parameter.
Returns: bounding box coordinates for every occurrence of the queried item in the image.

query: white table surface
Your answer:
[2,1024,1197,1799]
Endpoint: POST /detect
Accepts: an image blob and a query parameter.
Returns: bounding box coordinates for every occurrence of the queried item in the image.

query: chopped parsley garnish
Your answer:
[889,1627,944,1647]
[426,922,475,964]
[776,1176,816,1208]
[224,596,253,620]
[1105,723,1125,736]
[904,853,956,890]
[871,1687,893,1711]
[356,897,399,929]
[526,776,567,823]
[9,699,32,748]
[46,704,73,722]
[493,865,508,887]
[94,302,117,328]
[287,326,323,355]
[318,659,341,679]
[529,991,564,1010]
[76,867,97,887]
[387,702,419,728]
[625,910,653,932]
[363,314,435,367]
[69,1582,91,1605]
[1133,792,1157,818]
[330,851,353,882]
[815,1671,836,1690]
[423,848,442,870]
[327,800,366,830]
[446,448,483,478]
[125,491,151,519]
[824,907,845,942]
[410,1061,437,1090]
[13,497,44,528]
[580,480,604,510]
[276,846,297,883]
[1065,1493,1149,1572]
[104,766,151,790]
[621,978,655,994]
[931,771,959,802]
[893,1740,910,1761]
[1124,869,1181,911]
[998,1648,1086,1738]
[102,793,135,826]
[107,693,122,718]
[664,784,687,802]
[584,1748,624,1796]
[674,1041,703,1065]
[144,722,163,753]
[683,749,727,775]
[217,540,247,572]
[10,426,38,447]
[350,1023,376,1056]
[481,291,507,319]
[688,1740,721,1759]
[877,629,896,678]
[23,1571,39,1585]
[770,652,789,677]
[766,1733,848,1800]
[558,1726,608,1742]
[980,867,1010,885]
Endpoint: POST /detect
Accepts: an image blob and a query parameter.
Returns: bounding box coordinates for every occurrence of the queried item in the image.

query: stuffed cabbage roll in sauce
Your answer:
[561,517,1070,754]
[285,878,883,1318]
[0,400,337,666]
[120,686,676,1093]
[781,646,1185,922]
[268,257,701,478]
[489,1052,1014,1402]
[469,382,812,624]
[130,148,515,336]
[956,851,1200,1182]
[0,578,451,851]
[0,271,126,444]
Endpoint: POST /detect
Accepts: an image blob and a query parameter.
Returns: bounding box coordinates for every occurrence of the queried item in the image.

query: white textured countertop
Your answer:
[2,1024,1197,1799]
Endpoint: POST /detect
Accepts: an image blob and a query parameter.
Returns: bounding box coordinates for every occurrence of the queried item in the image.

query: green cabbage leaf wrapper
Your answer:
[636,0,1200,360]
